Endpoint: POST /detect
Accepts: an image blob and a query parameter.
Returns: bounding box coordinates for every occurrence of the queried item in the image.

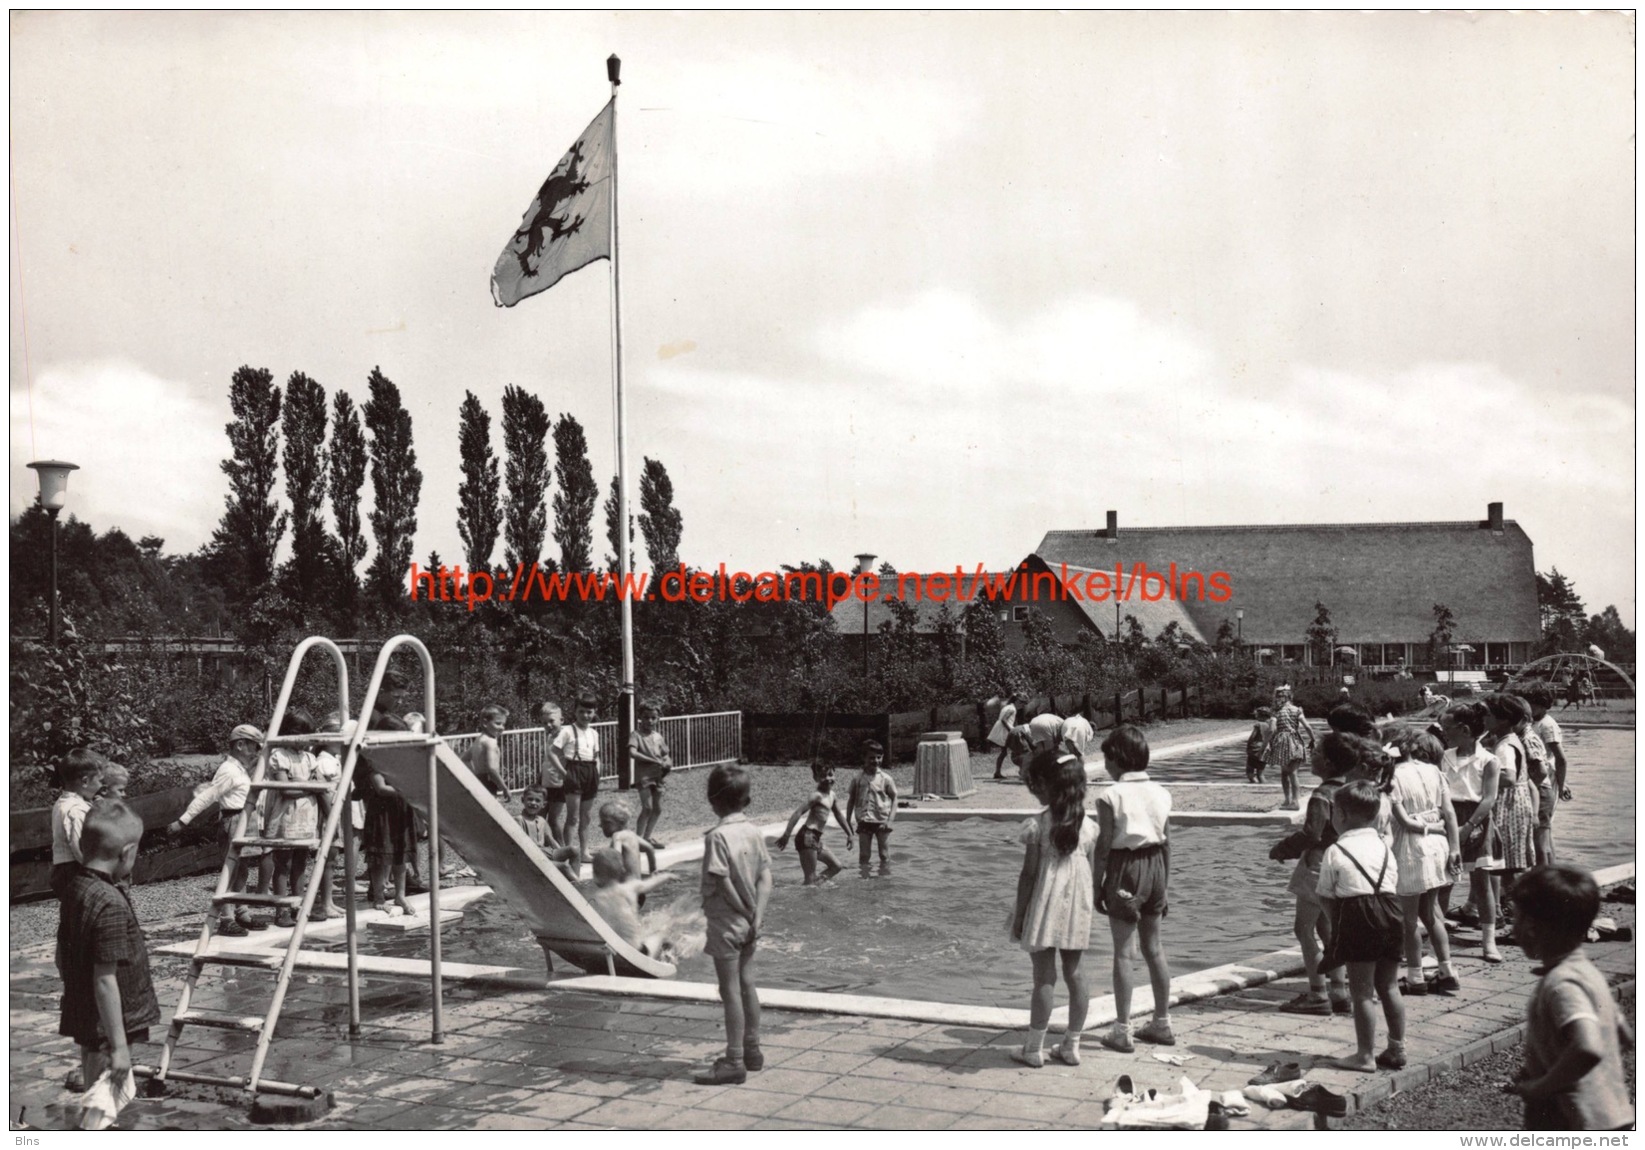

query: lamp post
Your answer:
[1236,607,1244,646]
[854,553,877,677]
[27,460,79,646]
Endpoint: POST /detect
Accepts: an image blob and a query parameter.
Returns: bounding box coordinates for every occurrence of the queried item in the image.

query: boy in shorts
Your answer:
[57,801,160,1119]
[846,740,897,875]
[776,763,854,884]
[693,765,772,1086]
[536,701,568,844]
[1512,864,1634,1130]
[550,696,602,862]
[631,702,673,847]
[599,800,658,880]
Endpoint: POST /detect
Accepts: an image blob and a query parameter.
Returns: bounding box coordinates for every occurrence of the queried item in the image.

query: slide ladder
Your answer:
[149,634,672,1105]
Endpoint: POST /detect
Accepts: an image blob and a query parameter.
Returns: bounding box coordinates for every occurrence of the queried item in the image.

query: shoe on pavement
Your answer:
[1204,1101,1231,1130]
[1249,1061,1304,1086]
[743,1044,764,1072]
[1399,977,1429,996]
[1009,1046,1045,1068]
[693,1057,747,1086]
[1428,972,1462,994]
[1286,1084,1349,1118]
[1100,1025,1134,1054]
[1133,1019,1176,1046]
[1330,994,1352,1015]
[1278,992,1333,1016]
[218,919,248,937]
[238,915,269,931]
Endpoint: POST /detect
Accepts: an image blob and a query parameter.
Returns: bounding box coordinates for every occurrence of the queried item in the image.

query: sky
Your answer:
[9,12,1637,624]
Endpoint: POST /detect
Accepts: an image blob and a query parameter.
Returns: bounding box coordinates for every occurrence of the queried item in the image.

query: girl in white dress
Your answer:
[1009,748,1097,1068]
[1386,730,1461,995]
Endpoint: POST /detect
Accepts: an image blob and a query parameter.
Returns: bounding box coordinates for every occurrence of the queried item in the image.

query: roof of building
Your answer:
[1035,517,1540,644]
[825,573,1010,635]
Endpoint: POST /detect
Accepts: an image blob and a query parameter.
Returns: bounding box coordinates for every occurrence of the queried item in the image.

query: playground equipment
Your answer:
[1505,653,1636,700]
[148,634,674,1106]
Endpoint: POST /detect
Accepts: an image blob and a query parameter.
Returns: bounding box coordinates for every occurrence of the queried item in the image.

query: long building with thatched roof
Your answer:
[1018,502,1540,670]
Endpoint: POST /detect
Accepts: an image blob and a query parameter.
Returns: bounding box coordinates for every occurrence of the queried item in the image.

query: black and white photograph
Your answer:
[7,11,1636,1134]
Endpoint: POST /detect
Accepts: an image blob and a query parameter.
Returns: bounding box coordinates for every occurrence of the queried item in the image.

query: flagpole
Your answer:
[607,53,637,791]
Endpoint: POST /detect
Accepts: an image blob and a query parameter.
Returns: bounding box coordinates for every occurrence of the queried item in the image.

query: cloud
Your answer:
[642,291,1633,622]
[9,360,225,551]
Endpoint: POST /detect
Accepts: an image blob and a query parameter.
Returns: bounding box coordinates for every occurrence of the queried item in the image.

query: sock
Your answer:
[1307,979,1327,997]
[1061,1030,1082,1056]
[1025,1026,1047,1056]
[1386,1038,1406,1053]
[1407,963,1425,982]
[1436,961,1454,977]
[722,1049,745,1067]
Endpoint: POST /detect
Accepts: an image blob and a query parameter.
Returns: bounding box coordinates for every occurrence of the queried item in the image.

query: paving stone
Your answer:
[851,1103,959,1130]
[967,1089,1081,1121]
[769,1094,879,1125]
[772,1047,878,1075]
[693,1086,807,1117]
[572,1097,688,1128]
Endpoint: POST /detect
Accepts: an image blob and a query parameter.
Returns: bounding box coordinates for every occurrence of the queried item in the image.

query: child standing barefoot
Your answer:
[1094,725,1175,1053]
[1265,685,1315,810]
[1010,749,1097,1067]
[693,765,773,1086]
[1317,780,1407,1071]
[631,702,674,846]
[776,764,853,884]
[989,693,1019,779]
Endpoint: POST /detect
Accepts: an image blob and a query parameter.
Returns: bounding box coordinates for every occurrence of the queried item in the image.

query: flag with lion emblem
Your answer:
[491,101,614,307]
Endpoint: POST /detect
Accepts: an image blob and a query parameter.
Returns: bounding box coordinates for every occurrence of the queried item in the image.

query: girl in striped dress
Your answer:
[1484,694,1538,879]
[1264,685,1315,811]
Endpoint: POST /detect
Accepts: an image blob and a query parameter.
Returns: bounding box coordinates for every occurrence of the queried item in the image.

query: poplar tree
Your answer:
[501,385,552,570]
[208,365,287,605]
[602,475,635,570]
[363,367,422,605]
[456,391,501,574]
[552,413,597,573]
[280,371,333,612]
[328,390,369,612]
[638,456,683,572]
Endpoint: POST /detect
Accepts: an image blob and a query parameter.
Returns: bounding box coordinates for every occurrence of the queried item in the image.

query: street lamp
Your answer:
[1236,607,1244,645]
[855,553,876,677]
[27,460,79,645]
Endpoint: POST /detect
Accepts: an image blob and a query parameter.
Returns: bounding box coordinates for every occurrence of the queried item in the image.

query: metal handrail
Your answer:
[347,634,444,1043]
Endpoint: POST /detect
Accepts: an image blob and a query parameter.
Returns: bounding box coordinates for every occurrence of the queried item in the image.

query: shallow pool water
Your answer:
[339,728,1633,1009]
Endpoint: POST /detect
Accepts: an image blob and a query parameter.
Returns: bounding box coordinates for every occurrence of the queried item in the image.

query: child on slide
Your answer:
[517,786,581,881]
[588,848,680,958]
[776,763,854,884]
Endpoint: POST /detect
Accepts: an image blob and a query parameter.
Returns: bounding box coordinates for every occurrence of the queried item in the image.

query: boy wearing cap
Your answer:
[170,724,266,936]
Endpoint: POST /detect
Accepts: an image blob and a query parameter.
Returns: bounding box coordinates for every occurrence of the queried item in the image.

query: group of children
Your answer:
[40,667,1627,1128]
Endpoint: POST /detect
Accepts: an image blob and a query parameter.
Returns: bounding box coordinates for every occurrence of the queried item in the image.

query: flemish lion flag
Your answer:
[491,101,614,308]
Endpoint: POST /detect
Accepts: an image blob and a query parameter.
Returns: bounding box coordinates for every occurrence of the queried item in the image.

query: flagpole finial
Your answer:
[607,55,622,86]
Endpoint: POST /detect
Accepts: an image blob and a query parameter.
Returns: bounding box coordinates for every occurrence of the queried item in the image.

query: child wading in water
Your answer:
[588,848,680,957]
[1094,725,1176,1052]
[693,765,773,1086]
[776,763,854,884]
[1010,748,1097,1066]
[846,740,897,875]
[1246,707,1274,783]
[1317,779,1407,1070]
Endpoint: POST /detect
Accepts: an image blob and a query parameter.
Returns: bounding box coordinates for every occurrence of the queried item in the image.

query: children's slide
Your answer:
[361,734,677,979]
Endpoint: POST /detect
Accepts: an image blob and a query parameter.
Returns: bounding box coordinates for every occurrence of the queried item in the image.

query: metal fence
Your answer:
[445,710,742,793]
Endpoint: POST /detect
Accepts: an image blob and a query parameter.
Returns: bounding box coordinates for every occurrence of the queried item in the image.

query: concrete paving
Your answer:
[9,894,1634,1131]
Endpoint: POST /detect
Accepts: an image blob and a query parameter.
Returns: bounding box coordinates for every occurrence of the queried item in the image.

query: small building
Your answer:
[1003,502,1541,671]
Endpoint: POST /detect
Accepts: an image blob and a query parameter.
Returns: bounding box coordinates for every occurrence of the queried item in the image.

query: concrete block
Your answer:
[912,734,976,799]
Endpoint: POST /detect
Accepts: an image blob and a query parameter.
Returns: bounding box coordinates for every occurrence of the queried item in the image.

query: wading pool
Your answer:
[327,727,1632,1010]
